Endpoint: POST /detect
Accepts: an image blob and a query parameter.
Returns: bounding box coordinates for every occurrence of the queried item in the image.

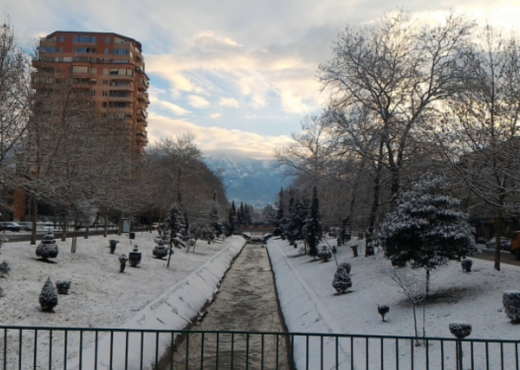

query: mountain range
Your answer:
[204,155,293,209]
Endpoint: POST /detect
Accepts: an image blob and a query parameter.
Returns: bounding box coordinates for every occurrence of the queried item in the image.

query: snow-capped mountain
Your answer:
[204,155,292,209]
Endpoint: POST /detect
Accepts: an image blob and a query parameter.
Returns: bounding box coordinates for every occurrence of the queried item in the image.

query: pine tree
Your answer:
[227,201,237,235]
[39,277,58,312]
[274,189,287,237]
[380,173,477,295]
[165,203,184,267]
[304,186,323,257]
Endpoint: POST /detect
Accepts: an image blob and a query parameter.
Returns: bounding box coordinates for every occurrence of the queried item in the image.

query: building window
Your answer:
[113,59,128,64]
[102,102,107,108]
[73,47,97,53]
[105,48,110,54]
[58,47,64,53]
[91,91,96,96]
[59,35,65,42]
[73,35,97,44]
[102,91,108,96]
[113,48,129,55]
[103,69,108,75]
[103,80,108,85]
[41,46,56,53]
[105,37,111,44]
[90,80,96,85]
[90,68,97,74]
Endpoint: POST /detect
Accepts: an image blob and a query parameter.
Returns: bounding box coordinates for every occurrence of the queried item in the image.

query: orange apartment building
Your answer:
[34,31,149,152]
[13,31,149,220]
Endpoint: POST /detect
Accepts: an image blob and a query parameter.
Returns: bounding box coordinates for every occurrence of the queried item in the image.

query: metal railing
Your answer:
[0,326,518,369]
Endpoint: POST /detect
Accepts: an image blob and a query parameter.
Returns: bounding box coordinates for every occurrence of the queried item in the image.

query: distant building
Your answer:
[33,31,149,153]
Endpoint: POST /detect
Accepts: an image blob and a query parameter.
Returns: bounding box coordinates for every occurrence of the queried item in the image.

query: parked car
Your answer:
[486,237,511,251]
[17,222,33,231]
[0,222,22,232]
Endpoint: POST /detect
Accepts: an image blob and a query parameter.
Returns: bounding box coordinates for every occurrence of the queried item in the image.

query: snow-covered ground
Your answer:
[267,237,520,369]
[0,232,246,368]
[1,230,519,369]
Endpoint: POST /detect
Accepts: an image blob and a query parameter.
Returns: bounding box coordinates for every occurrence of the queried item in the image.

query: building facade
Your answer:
[14,31,149,221]
[34,31,149,153]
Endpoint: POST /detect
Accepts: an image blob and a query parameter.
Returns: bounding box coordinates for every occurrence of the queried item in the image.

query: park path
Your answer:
[166,242,291,369]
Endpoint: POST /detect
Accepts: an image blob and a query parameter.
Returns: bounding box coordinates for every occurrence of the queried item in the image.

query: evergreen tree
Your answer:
[165,203,184,267]
[227,201,237,235]
[287,197,308,242]
[262,204,277,226]
[237,203,246,226]
[304,186,323,257]
[380,173,477,294]
[243,204,252,225]
[274,189,287,237]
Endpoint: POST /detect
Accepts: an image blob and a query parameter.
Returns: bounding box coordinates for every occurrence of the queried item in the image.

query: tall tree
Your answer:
[227,200,237,235]
[436,25,520,271]
[0,18,30,218]
[319,11,474,201]
[304,186,323,257]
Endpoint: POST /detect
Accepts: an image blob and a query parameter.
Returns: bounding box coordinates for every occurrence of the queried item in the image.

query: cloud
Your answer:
[210,113,222,119]
[219,98,240,108]
[147,112,293,159]
[188,95,211,109]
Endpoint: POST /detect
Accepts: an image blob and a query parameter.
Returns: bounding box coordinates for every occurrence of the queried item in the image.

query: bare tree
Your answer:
[0,18,31,219]
[436,25,520,270]
[319,11,474,203]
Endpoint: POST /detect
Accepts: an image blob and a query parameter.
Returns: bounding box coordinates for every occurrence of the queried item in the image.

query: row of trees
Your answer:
[0,18,229,249]
[275,11,520,270]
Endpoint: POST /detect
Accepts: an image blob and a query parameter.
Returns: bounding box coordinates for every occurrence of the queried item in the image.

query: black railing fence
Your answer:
[0,326,518,369]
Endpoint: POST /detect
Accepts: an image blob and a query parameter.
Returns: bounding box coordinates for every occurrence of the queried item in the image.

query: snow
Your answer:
[0,232,246,368]
[1,230,519,369]
[267,237,520,369]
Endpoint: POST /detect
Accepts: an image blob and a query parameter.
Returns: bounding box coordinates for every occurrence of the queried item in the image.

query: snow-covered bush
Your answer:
[36,233,58,261]
[118,254,128,273]
[378,305,390,322]
[449,322,472,339]
[0,261,10,277]
[332,267,352,294]
[461,259,472,273]
[128,245,141,267]
[39,277,58,312]
[55,280,71,295]
[317,245,332,262]
[152,244,168,259]
[503,290,520,324]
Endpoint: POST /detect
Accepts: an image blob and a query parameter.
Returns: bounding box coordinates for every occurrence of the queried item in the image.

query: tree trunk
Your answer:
[30,195,38,245]
[494,207,503,271]
[368,143,384,233]
[62,213,68,242]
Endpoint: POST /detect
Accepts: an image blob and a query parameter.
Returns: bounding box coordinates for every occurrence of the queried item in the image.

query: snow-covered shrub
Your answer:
[36,233,58,261]
[317,245,332,262]
[118,254,128,273]
[461,259,472,273]
[55,280,71,295]
[503,290,520,324]
[108,239,119,254]
[0,261,10,277]
[129,245,141,267]
[449,322,472,338]
[378,305,390,322]
[152,244,168,259]
[39,277,58,312]
[332,267,352,294]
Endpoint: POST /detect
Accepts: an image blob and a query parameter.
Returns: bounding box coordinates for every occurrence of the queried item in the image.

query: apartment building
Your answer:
[33,31,149,153]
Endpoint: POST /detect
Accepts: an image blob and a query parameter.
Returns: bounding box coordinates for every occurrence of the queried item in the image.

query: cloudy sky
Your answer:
[2,1,520,159]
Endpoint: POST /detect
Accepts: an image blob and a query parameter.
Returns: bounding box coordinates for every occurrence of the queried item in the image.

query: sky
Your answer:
[2,1,520,159]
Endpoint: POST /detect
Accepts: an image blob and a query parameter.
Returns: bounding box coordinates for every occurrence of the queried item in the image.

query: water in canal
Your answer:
[165,242,291,369]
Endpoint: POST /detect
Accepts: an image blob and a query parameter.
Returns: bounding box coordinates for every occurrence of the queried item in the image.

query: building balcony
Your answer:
[107,96,134,103]
[137,78,149,90]
[137,109,148,119]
